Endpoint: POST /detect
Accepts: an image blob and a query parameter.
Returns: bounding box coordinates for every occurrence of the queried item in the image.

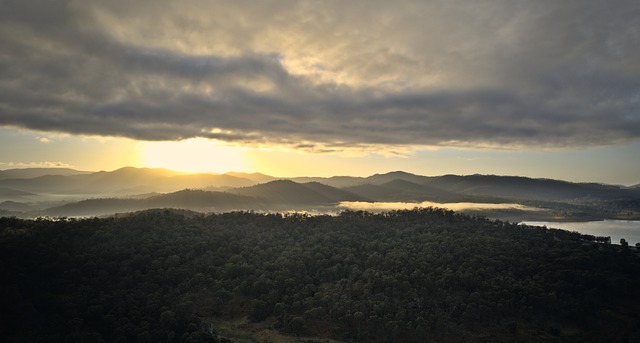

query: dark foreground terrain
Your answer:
[1,209,639,342]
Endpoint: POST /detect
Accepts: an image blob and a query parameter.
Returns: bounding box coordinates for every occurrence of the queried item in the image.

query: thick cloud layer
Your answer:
[1,0,639,149]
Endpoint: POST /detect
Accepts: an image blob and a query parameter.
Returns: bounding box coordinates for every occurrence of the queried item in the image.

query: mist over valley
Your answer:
[1,167,638,223]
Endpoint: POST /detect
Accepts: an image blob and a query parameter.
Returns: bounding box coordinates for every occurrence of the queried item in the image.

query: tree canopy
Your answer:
[1,208,639,342]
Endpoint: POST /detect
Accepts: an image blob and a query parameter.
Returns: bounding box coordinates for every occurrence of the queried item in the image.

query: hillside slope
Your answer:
[228,180,364,204]
[1,210,638,342]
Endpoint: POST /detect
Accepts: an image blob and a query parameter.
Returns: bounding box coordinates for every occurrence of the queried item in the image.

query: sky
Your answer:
[1,0,639,185]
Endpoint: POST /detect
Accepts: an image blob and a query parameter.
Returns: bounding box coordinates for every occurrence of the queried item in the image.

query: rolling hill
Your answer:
[345,179,461,202]
[228,180,364,205]
[0,187,38,202]
[364,170,431,185]
[42,181,365,217]
[0,168,91,179]
[42,189,264,217]
[420,174,640,202]
[224,172,276,183]
[289,175,366,188]
[0,167,637,220]
[0,201,33,212]
[0,167,257,196]
[0,187,36,197]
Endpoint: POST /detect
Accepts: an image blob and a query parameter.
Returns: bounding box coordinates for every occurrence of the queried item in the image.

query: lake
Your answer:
[521,220,640,246]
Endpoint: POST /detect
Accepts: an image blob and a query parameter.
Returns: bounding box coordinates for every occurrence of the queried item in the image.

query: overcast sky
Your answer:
[1,0,639,184]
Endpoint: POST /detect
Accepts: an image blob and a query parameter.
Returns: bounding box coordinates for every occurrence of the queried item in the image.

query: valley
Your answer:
[0,167,638,222]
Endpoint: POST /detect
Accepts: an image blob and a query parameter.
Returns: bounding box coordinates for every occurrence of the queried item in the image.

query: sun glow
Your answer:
[139,138,248,173]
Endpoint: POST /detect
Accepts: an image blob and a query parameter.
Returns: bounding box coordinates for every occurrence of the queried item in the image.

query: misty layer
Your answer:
[338,201,542,212]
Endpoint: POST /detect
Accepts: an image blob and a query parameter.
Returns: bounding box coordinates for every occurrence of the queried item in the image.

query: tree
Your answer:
[288,316,305,334]
[160,310,177,329]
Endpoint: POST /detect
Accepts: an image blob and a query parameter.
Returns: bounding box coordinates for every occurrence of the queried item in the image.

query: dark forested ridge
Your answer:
[1,209,639,342]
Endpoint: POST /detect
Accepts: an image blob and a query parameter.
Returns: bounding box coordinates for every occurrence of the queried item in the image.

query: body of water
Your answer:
[521,220,640,246]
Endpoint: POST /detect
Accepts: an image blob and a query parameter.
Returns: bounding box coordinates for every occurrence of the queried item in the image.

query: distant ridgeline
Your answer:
[1,167,639,221]
[1,209,639,342]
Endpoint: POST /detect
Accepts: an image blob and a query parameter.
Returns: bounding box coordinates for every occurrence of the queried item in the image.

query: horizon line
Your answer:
[1,165,637,187]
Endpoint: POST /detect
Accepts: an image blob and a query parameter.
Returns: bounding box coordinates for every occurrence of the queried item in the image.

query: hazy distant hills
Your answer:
[294,171,640,204]
[224,172,277,183]
[0,200,33,212]
[0,167,91,179]
[292,171,640,202]
[43,190,265,217]
[345,179,462,202]
[229,180,365,204]
[0,166,638,219]
[0,187,36,197]
[289,175,365,188]
[290,171,435,188]
[420,174,639,202]
[0,167,255,195]
[47,180,365,216]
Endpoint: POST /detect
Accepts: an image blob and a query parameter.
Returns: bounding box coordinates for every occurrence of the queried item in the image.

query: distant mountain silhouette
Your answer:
[289,176,366,188]
[0,187,38,202]
[228,180,364,205]
[420,174,637,202]
[161,173,255,191]
[345,179,459,202]
[295,182,365,202]
[145,189,262,209]
[343,183,398,200]
[43,189,264,217]
[0,168,91,179]
[224,172,276,183]
[43,198,142,217]
[0,201,33,212]
[339,171,639,203]
[0,187,36,197]
[0,167,256,196]
[43,181,363,216]
[1,167,637,220]
[294,171,439,188]
[364,171,431,185]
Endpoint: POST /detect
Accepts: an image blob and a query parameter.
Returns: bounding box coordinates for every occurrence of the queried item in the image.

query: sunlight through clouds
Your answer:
[2,0,638,149]
[1,0,639,184]
[139,138,248,173]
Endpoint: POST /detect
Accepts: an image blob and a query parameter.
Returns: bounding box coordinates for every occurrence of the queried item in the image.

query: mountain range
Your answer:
[0,167,638,220]
[0,167,93,180]
[0,167,254,195]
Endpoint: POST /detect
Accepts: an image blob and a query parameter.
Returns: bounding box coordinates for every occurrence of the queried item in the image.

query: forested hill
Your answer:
[1,209,639,342]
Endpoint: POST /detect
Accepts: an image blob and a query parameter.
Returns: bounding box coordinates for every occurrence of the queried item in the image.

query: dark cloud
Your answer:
[1,0,639,149]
